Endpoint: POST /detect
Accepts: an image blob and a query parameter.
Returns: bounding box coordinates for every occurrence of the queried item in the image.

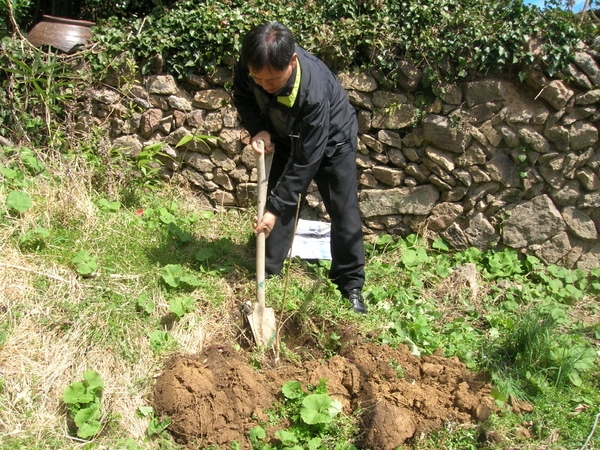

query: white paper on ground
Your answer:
[289,219,332,260]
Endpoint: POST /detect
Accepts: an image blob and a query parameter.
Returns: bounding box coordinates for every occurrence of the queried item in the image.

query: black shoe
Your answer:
[348,288,367,314]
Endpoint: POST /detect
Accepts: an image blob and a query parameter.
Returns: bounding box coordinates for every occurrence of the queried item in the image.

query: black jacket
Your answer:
[233,45,358,218]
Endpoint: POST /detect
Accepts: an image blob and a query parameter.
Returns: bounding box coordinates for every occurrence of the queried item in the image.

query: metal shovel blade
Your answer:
[246,142,276,346]
[247,300,276,346]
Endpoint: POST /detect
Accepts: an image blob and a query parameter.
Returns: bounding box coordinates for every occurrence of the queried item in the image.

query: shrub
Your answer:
[84,0,599,87]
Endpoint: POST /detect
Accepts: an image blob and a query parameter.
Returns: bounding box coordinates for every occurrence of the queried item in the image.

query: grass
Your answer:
[0,143,599,450]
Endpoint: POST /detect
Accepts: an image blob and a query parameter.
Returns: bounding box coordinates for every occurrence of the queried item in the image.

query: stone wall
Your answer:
[84,48,600,270]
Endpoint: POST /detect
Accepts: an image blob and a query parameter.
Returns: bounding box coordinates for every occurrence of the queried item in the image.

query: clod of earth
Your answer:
[153,340,496,449]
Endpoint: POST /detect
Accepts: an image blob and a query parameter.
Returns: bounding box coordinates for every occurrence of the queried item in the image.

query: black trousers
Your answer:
[265,141,365,297]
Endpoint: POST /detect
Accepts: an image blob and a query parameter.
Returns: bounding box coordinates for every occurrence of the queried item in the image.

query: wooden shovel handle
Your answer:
[256,141,271,308]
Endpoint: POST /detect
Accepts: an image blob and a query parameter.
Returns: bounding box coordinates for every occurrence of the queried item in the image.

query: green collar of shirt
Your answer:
[277,59,301,108]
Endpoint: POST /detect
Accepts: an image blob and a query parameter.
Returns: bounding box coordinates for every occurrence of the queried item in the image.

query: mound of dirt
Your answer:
[153,338,496,449]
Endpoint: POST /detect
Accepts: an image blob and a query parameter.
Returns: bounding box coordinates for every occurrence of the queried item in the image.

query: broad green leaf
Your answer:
[83,371,104,393]
[149,330,174,352]
[72,250,97,275]
[148,416,171,435]
[436,265,451,278]
[199,211,215,219]
[282,380,304,399]
[74,404,100,428]
[77,420,100,439]
[0,167,19,180]
[490,387,508,403]
[249,426,266,441]
[301,394,333,424]
[168,224,192,242]
[308,437,323,450]
[97,198,121,212]
[196,248,216,262]
[169,296,195,319]
[159,208,176,224]
[401,247,429,267]
[76,419,101,439]
[6,190,32,212]
[432,238,449,251]
[180,274,202,286]
[161,264,183,287]
[573,348,597,371]
[329,399,343,417]
[565,284,583,301]
[137,294,155,315]
[275,429,298,446]
[375,234,394,247]
[568,371,582,387]
[63,382,93,405]
[137,406,154,417]
[19,227,50,247]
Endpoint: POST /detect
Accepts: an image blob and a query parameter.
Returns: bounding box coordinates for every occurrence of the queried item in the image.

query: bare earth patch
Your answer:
[153,329,496,449]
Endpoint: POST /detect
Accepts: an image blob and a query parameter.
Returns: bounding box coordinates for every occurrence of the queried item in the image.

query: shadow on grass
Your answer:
[145,225,256,277]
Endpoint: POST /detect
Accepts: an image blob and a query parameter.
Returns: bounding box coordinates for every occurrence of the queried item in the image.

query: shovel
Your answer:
[247,141,276,346]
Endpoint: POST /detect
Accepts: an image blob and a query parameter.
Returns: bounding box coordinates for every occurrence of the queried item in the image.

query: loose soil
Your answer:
[153,325,497,449]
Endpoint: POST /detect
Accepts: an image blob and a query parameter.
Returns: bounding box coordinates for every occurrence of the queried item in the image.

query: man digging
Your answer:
[233,21,367,314]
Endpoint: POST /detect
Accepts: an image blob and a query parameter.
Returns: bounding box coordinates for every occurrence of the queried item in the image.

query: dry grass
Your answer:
[0,156,253,448]
[0,246,145,442]
[0,246,241,448]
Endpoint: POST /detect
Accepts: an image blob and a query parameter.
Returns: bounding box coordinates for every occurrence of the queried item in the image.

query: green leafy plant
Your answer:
[168,295,196,320]
[0,43,81,148]
[481,306,598,396]
[62,370,104,439]
[137,405,171,437]
[96,198,121,213]
[136,294,155,315]
[250,379,355,450]
[135,405,179,449]
[135,142,166,187]
[19,226,50,251]
[160,264,202,289]
[85,0,599,91]
[149,330,178,353]
[5,190,32,213]
[72,250,98,276]
[175,131,217,150]
[140,204,198,244]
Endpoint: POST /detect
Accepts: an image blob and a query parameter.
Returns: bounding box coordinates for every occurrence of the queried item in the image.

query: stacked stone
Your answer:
[84,49,600,270]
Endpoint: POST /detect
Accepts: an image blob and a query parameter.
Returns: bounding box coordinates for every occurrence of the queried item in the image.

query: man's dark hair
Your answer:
[241,22,295,72]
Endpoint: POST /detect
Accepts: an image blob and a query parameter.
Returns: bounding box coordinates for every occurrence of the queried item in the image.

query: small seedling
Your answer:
[72,250,98,276]
[136,294,155,315]
[389,359,405,379]
[250,380,351,449]
[96,198,121,213]
[137,406,176,449]
[168,295,196,320]
[160,264,203,289]
[5,190,32,213]
[149,330,177,353]
[62,370,104,439]
[19,226,50,250]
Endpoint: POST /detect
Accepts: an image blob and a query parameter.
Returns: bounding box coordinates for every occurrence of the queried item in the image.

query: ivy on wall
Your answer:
[86,0,598,87]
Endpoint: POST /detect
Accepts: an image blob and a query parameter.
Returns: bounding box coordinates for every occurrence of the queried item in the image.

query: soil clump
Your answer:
[153,332,496,449]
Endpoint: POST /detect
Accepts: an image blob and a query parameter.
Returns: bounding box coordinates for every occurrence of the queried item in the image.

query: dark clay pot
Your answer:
[27,15,95,54]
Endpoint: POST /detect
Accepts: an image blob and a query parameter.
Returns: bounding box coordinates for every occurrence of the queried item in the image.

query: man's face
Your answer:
[249,54,297,94]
